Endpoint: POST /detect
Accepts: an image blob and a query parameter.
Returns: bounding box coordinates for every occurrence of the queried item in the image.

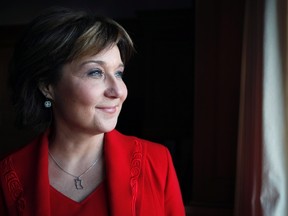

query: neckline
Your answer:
[50,180,105,204]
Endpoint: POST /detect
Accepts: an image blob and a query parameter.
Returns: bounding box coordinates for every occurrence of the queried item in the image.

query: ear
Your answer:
[38,82,54,100]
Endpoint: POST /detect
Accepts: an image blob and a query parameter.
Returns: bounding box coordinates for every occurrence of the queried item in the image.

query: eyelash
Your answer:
[115,71,124,79]
[87,69,124,79]
[87,69,103,78]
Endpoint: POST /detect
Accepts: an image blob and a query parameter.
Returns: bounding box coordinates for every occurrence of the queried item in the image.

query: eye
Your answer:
[87,69,104,78]
[115,71,124,79]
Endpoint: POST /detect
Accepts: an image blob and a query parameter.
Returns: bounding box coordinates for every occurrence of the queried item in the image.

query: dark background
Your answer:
[0,0,245,215]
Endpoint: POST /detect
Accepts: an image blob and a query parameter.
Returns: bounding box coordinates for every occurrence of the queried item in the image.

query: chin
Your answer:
[99,121,118,133]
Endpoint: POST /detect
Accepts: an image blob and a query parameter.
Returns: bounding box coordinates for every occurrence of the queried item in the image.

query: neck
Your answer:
[48,127,105,168]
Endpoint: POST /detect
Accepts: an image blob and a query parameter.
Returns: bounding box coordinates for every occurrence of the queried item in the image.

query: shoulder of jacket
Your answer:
[0,134,40,169]
[114,130,169,153]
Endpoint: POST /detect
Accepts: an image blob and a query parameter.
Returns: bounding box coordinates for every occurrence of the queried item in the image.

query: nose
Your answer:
[105,88,121,98]
[104,76,126,99]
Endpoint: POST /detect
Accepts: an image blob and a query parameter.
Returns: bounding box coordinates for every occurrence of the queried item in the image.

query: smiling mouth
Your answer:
[97,106,118,113]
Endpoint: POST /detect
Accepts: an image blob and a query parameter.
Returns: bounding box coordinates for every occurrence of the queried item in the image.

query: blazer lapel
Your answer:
[33,132,51,215]
[104,130,143,216]
[25,132,51,216]
[3,132,51,216]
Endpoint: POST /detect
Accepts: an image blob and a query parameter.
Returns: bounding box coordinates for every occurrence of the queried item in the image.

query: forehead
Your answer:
[78,45,122,65]
[63,45,123,72]
[71,41,120,61]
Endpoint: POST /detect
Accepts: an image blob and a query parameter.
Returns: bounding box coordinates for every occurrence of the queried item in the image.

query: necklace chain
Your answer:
[48,150,101,190]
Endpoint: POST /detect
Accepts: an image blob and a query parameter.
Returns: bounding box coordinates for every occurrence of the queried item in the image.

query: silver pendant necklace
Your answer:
[48,151,101,190]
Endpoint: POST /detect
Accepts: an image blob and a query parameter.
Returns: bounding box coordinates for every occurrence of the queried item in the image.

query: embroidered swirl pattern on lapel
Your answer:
[1,157,25,214]
[130,141,142,216]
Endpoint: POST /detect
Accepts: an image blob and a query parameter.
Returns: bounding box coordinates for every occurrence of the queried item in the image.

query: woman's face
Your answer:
[49,45,128,135]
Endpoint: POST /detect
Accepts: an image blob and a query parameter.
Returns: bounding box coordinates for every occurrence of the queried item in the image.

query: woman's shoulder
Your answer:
[112,129,168,151]
[111,129,171,162]
[114,131,176,185]
[0,134,42,166]
[133,136,169,155]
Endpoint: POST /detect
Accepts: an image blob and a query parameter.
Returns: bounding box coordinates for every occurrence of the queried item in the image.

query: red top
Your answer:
[50,181,108,216]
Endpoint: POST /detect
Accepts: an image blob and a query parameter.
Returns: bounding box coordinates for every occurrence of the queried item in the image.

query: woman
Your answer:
[0,7,185,216]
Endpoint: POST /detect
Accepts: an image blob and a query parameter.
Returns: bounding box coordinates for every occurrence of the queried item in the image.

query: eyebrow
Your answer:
[80,60,124,68]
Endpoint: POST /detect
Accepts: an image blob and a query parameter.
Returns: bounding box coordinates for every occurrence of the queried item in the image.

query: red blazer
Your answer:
[0,129,185,216]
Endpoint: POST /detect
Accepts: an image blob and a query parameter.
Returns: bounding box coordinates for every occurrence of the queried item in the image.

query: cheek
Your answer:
[73,85,98,105]
[54,82,97,107]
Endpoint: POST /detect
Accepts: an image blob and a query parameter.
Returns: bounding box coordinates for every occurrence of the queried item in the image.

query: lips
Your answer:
[97,106,118,113]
